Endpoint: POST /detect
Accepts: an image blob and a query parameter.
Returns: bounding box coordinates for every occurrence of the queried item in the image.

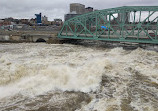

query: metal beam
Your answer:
[58,6,158,44]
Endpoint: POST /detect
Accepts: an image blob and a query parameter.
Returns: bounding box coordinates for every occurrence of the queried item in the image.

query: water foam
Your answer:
[0,43,107,98]
[1,43,158,111]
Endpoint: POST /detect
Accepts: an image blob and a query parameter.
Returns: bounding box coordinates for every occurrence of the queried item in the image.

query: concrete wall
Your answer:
[0,33,58,43]
[0,35,10,41]
[10,35,21,41]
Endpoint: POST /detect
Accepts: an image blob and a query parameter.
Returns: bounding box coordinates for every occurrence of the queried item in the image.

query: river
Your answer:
[0,43,158,111]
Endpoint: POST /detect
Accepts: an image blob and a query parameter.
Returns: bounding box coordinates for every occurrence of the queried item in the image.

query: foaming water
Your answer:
[0,43,158,111]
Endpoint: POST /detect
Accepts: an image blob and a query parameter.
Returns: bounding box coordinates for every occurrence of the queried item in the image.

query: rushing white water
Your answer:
[0,43,158,111]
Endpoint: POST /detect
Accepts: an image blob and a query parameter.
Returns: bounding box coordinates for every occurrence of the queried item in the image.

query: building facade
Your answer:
[70,3,85,14]
[117,12,130,23]
[35,13,42,24]
[64,3,94,21]
[64,14,80,21]
[85,7,93,13]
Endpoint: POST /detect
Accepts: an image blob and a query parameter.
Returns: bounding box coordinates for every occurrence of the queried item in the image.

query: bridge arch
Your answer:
[58,6,158,44]
[36,38,46,42]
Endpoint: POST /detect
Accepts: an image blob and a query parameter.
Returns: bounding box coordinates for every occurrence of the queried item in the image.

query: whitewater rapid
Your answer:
[0,43,158,111]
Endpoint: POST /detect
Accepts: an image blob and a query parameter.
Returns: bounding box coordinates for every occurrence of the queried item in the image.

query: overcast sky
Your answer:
[0,0,158,21]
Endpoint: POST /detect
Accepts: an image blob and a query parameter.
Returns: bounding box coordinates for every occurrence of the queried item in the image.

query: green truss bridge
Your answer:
[58,6,158,44]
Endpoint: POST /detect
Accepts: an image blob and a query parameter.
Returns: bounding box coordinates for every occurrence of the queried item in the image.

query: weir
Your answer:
[58,6,158,44]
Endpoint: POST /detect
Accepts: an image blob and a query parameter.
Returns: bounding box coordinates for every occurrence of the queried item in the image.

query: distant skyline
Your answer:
[0,0,158,21]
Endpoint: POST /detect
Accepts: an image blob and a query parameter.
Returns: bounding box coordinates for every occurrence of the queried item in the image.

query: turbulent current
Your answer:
[0,43,158,111]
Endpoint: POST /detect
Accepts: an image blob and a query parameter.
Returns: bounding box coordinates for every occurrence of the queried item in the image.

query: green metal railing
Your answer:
[58,6,158,44]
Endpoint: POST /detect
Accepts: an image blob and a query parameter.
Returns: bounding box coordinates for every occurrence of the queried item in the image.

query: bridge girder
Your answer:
[58,6,158,44]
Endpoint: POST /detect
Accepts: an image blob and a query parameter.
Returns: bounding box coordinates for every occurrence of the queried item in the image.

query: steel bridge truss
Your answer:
[58,6,158,44]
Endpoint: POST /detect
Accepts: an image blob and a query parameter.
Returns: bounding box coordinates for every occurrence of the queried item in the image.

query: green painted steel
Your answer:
[58,6,158,44]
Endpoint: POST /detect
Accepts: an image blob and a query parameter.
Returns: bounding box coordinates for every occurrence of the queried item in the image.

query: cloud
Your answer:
[0,0,158,20]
